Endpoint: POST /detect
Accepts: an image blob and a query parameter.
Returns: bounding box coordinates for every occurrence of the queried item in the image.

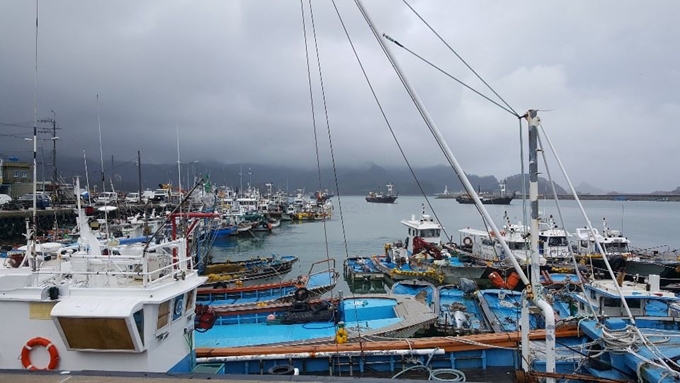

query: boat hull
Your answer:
[366,196,398,203]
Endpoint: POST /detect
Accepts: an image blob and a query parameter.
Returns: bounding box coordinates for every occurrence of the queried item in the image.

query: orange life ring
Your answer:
[21,337,59,370]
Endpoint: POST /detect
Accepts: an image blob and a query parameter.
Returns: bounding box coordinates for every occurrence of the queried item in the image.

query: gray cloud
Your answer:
[1,0,678,192]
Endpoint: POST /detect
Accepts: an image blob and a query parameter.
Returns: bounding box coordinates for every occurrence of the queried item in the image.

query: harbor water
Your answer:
[209,195,680,294]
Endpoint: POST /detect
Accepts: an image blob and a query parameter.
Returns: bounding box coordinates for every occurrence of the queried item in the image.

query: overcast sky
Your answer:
[1,1,678,193]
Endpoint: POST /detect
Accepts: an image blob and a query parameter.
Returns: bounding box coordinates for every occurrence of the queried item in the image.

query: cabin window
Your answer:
[602,297,620,308]
[509,242,528,251]
[580,240,589,249]
[548,237,568,246]
[157,300,171,330]
[627,299,641,309]
[579,302,584,311]
[434,229,440,237]
[590,290,597,300]
[133,309,144,346]
[58,317,135,350]
[604,243,629,253]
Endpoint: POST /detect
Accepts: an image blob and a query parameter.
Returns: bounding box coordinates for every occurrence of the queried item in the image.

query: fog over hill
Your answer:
[15,154,679,196]
[46,156,579,196]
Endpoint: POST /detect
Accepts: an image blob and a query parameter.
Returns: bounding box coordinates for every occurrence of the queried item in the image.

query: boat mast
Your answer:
[137,150,142,201]
[29,0,39,272]
[353,2,555,379]
[96,94,105,194]
[520,110,555,375]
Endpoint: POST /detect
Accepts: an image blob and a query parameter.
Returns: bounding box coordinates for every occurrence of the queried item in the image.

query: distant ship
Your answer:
[435,185,456,199]
[455,193,514,205]
[366,183,398,203]
[456,180,514,205]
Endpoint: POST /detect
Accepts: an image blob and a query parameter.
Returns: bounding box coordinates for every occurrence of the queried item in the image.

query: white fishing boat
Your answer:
[375,205,486,285]
[0,181,207,373]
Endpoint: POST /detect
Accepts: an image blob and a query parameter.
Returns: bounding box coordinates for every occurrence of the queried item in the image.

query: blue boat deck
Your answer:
[437,286,491,334]
[196,297,403,348]
[343,257,384,281]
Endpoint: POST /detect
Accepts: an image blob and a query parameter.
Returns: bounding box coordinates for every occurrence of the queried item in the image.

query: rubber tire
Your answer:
[294,287,310,301]
[268,364,295,375]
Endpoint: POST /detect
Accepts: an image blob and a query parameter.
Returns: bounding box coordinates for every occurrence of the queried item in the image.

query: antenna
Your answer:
[83,149,91,204]
[96,94,105,193]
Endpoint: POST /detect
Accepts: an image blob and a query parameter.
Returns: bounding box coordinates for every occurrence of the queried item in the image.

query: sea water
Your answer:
[208,195,680,294]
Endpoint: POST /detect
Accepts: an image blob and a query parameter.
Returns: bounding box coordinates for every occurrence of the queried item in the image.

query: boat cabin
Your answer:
[571,276,677,318]
[400,206,442,247]
[573,220,631,256]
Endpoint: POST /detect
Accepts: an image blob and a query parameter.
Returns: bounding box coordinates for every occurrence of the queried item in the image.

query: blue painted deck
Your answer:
[577,318,680,382]
[437,285,490,334]
[476,289,541,332]
[196,297,402,348]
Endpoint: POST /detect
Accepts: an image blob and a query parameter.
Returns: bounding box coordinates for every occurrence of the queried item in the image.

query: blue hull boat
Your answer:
[437,283,492,335]
[195,293,438,348]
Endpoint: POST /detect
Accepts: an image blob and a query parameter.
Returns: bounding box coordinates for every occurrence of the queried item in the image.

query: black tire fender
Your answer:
[268,364,295,375]
[294,287,310,301]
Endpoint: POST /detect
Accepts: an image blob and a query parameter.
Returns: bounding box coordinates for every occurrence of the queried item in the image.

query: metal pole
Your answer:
[137,151,142,200]
[51,110,56,189]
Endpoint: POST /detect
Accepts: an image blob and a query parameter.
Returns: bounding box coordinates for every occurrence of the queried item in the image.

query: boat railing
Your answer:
[51,238,194,287]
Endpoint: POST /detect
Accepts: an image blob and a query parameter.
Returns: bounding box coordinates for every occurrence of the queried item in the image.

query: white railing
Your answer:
[44,239,194,287]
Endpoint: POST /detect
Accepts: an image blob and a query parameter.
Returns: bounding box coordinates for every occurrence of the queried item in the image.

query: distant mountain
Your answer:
[50,156,569,196]
[575,182,608,195]
[504,174,568,195]
[652,186,680,195]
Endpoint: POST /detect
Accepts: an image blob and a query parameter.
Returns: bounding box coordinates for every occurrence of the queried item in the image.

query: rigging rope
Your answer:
[300,0,364,373]
[401,0,519,118]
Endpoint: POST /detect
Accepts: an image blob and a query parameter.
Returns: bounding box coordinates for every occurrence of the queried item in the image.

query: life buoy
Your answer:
[21,337,59,370]
[463,237,473,246]
[294,287,310,301]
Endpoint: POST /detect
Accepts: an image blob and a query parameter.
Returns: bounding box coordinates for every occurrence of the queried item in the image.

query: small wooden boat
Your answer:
[201,254,299,288]
[197,259,338,306]
[343,256,383,282]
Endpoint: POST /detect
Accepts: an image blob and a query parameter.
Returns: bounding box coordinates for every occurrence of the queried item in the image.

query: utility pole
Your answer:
[110,155,115,192]
[51,110,57,190]
[37,111,59,197]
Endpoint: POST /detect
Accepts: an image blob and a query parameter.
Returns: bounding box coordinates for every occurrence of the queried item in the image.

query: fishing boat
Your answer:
[456,181,514,205]
[365,183,398,203]
[435,185,456,199]
[574,218,680,282]
[200,254,299,288]
[526,275,680,382]
[458,212,547,267]
[0,181,207,373]
[390,279,439,316]
[342,256,383,282]
[377,205,487,285]
[197,259,338,306]
[437,280,492,335]
[194,291,437,349]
